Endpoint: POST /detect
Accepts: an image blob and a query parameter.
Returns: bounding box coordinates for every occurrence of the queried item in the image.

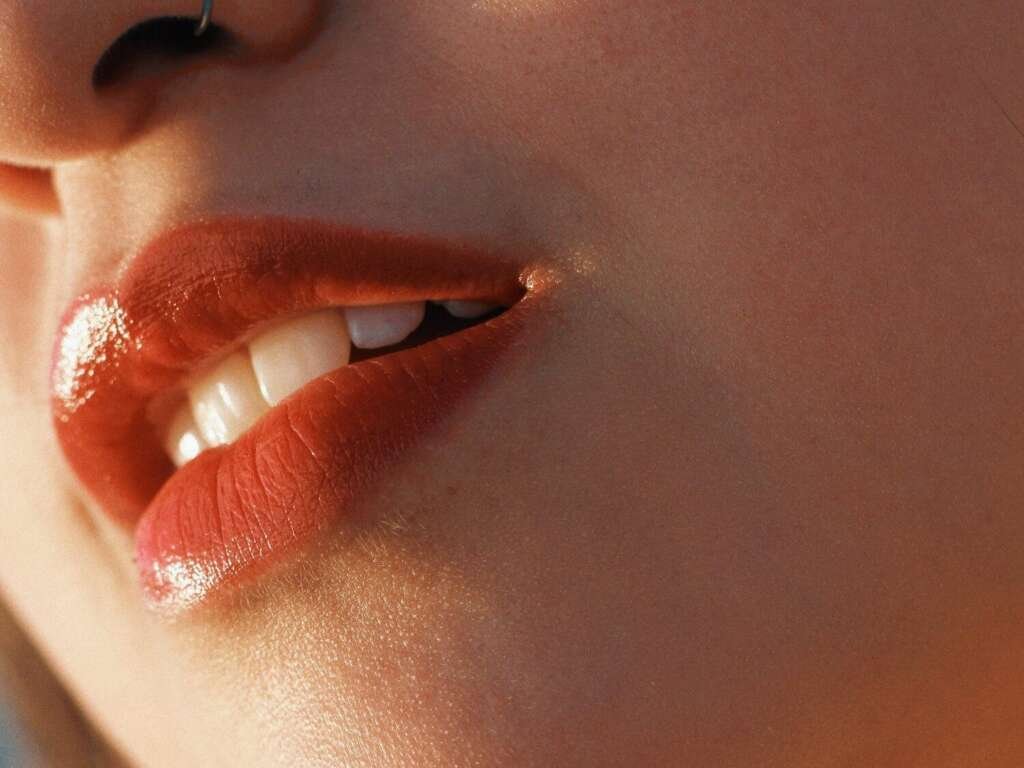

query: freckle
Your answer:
[446,485,459,497]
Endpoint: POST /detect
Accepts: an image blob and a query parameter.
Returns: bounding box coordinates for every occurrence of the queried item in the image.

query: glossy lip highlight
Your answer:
[51,217,542,612]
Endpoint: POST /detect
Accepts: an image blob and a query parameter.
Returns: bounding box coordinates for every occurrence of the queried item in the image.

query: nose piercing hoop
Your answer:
[194,0,213,36]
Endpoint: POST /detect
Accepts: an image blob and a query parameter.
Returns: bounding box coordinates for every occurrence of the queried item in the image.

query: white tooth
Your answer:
[189,350,270,447]
[343,302,425,349]
[440,300,497,319]
[164,405,209,467]
[249,309,351,406]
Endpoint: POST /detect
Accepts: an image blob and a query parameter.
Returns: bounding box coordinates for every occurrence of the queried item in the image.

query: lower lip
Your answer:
[135,301,531,613]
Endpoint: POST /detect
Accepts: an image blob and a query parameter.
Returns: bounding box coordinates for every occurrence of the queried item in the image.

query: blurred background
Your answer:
[0,601,125,768]
[0,695,33,767]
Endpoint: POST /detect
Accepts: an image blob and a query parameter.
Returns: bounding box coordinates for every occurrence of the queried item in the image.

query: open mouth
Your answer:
[51,217,543,613]
[159,299,506,468]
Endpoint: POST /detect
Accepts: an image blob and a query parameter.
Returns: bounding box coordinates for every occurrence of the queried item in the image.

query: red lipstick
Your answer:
[51,217,540,611]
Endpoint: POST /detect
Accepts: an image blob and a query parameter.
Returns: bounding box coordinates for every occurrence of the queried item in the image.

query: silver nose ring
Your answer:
[194,0,213,36]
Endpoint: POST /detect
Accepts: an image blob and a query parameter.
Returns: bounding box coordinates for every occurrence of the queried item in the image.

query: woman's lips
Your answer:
[51,217,539,612]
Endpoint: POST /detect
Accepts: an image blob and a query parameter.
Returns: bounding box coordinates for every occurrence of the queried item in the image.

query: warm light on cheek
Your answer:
[52,295,130,418]
[470,0,575,17]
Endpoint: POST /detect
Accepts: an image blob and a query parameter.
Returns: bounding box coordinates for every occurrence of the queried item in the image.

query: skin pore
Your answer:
[1,1,1023,765]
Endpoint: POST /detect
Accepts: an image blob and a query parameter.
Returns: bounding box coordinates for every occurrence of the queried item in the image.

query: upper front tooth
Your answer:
[249,309,351,406]
[164,405,208,467]
[189,350,270,447]
[440,300,497,319]
[343,302,425,349]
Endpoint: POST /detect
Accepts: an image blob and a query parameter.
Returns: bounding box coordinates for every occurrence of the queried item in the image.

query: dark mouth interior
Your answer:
[348,301,506,365]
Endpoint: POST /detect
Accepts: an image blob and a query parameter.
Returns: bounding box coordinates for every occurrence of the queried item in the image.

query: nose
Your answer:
[0,0,322,166]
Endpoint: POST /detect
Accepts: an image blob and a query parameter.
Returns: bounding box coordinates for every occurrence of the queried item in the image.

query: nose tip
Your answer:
[0,0,323,166]
[0,2,220,164]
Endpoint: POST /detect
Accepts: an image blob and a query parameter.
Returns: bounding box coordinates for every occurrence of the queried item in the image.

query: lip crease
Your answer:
[51,216,543,613]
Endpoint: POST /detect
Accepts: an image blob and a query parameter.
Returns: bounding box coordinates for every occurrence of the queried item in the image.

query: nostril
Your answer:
[92,17,232,91]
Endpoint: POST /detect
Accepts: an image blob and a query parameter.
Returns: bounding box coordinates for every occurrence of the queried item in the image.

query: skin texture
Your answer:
[1,0,1023,765]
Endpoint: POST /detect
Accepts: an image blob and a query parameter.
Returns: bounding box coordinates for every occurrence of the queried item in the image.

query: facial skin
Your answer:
[1,1,1023,765]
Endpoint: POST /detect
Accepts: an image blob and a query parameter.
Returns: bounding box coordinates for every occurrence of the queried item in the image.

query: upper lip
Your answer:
[52,216,540,611]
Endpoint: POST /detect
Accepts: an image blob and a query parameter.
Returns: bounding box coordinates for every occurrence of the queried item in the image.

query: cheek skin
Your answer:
[170,278,743,765]
[0,216,60,396]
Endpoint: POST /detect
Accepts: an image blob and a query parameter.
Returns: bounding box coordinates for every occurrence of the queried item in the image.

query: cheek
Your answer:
[395,0,698,153]
[168,272,752,764]
[0,215,57,398]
